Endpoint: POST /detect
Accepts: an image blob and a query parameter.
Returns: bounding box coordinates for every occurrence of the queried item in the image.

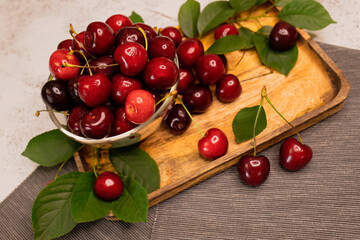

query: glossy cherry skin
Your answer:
[80,106,113,139]
[280,138,313,171]
[41,80,73,111]
[198,128,228,160]
[111,74,142,106]
[84,21,115,56]
[164,104,191,134]
[72,31,91,61]
[134,23,158,41]
[49,49,81,81]
[78,73,112,107]
[57,39,73,51]
[114,42,148,76]
[112,107,138,136]
[67,76,83,104]
[160,26,182,47]
[177,38,204,69]
[195,54,225,85]
[178,68,195,94]
[237,155,270,187]
[214,24,239,40]
[67,105,89,136]
[115,26,145,47]
[125,89,156,124]
[182,84,212,113]
[216,74,242,102]
[143,57,179,91]
[148,36,176,59]
[105,14,133,35]
[88,55,119,78]
[269,22,299,51]
[94,172,123,201]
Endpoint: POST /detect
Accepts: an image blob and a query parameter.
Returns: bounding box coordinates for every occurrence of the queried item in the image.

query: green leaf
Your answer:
[22,129,83,167]
[197,1,236,36]
[275,0,294,7]
[129,11,144,23]
[229,0,258,12]
[32,172,81,240]
[178,0,200,38]
[206,35,247,54]
[256,0,268,5]
[252,28,298,75]
[232,105,267,143]
[109,146,160,193]
[238,27,255,49]
[256,25,272,35]
[277,0,336,30]
[112,176,148,223]
[70,172,112,223]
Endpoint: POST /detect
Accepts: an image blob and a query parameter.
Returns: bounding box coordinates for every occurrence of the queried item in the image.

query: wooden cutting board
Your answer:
[74,3,350,209]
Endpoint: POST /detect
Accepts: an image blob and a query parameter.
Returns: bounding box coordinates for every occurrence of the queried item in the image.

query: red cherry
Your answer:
[105,14,133,34]
[182,84,212,113]
[94,172,123,201]
[237,155,270,186]
[87,55,119,78]
[148,36,176,59]
[177,38,204,69]
[198,128,228,160]
[269,22,298,51]
[67,105,89,136]
[72,31,91,61]
[67,76,83,104]
[111,74,142,106]
[57,39,73,51]
[78,73,112,107]
[280,138,312,171]
[112,107,138,136]
[41,80,73,111]
[115,26,145,47]
[214,24,239,40]
[195,54,225,85]
[114,42,148,76]
[80,106,113,139]
[164,104,191,134]
[49,49,81,81]
[125,89,156,124]
[134,23,158,41]
[178,68,195,94]
[160,26,182,47]
[84,22,115,56]
[215,74,242,102]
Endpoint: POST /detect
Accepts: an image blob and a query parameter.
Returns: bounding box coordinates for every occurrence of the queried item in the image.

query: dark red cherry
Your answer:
[105,14,133,34]
[219,54,228,72]
[114,42,148,76]
[177,38,204,69]
[78,73,112,107]
[67,105,89,136]
[134,23,158,41]
[115,26,145,47]
[182,84,212,113]
[237,155,270,187]
[112,107,138,136]
[178,68,195,94]
[88,55,119,78]
[84,21,115,56]
[269,21,298,51]
[111,74,142,106]
[57,39,73,51]
[80,106,113,139]
[41,80,73,111]
[49,49,81,81]
[164,104,191,134]
[143,57,179,91]
[67,76,83,104]
[160,26,182,47]
[125,89,155,124]
[216,74,242,102]
[214,24,239,40]
[280,138,312,171]
[145,89,162,110]
[72,31,91,61]
[198,128,228,160]
[94,172,123,201]
[148,36,175,59]
[195,54,225,85]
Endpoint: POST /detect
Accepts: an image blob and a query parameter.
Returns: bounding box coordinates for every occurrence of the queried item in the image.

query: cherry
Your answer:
[164,104,191,134]
[72,31,91,61]
[195,54,225,85]
[280,138,312,171]
[67,105,89,136]
[269,21,298,51]
[182,84,212,113]
[84,21,115,56]
[78,73,112,107]
[112,107,138,136]
[114,42,148,76]
[216,74,242,102]
[148,36,175,59]
[115,26,145,47]
[49,49,81,81]
[111,73,142,106]
[178,68,195,94]
[57,39,73,51]
[214,24,239,40]
[177,38,204,69]
[105,14,133,34]
[80,106,113,139]
[219,54,228,72]
[237,155,270,187]
[146,89,162,110]
[198,128,228,160]
[41,80,73,111]
[67,76,83,104]
[88,55,119,78]
[134,23,158,41]
[94,172,123,201]
[160,26,182,47]
[143,57,179,91]
[125,89,155,124]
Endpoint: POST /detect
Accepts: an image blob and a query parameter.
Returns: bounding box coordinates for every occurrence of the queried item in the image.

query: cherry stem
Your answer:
[156,90,178,106]
[69,23,78,36]
[137,27,148,51]
[177,96,205,138]
[48,74,54,81]
[54,158,69,180]
[253,87,265,156]
[235,4,275,22]
[92,147,98,178]
[35,110,68,117]
[62,62,118,69]
[239,68,273,83]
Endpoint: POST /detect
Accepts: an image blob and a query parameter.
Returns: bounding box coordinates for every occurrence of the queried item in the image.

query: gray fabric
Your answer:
[0,43,359,239]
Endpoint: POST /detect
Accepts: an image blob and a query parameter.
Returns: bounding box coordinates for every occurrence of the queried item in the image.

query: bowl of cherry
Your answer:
[42,15,181,148]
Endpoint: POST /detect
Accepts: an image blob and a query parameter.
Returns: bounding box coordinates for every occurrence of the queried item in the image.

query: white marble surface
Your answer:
[0,0,359,203]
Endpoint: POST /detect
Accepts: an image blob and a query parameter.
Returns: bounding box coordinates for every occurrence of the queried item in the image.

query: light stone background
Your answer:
[0,0,359,203]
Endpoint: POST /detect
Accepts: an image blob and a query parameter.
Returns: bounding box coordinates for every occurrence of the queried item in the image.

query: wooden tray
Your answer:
[74,3,350,208]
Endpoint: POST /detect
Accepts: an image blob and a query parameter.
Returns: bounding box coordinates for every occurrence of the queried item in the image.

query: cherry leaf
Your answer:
[275,0,294,7]
[206,35,247,54]
[229,0,258,12]
[129,11,144,23]
[178,0,200,38]
[238,27,255,49]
